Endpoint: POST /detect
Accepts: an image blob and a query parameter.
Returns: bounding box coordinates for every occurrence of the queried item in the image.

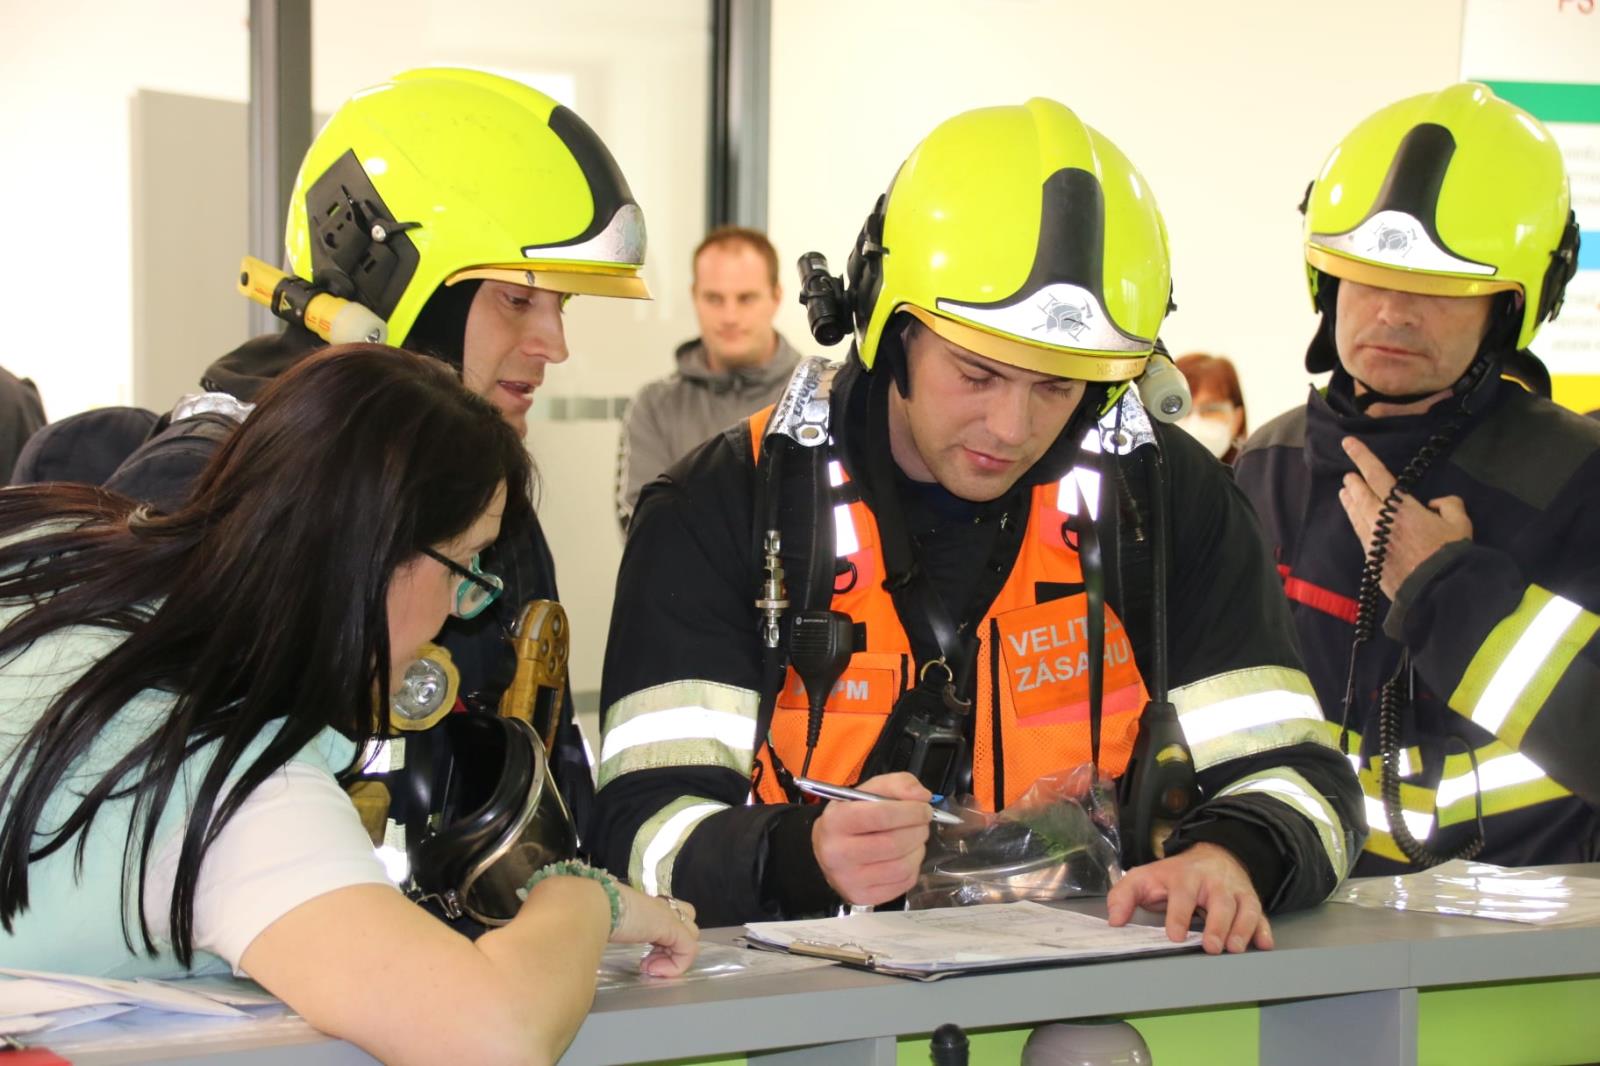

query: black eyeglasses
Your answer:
[421,548,504,620]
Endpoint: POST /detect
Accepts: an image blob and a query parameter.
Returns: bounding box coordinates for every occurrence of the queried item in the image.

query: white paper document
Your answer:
[744,901,1202,978]
[0,969,247,1018]
[0,970,291,1052]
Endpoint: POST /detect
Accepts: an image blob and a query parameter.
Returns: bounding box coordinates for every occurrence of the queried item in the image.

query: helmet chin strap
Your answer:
[1342,349,1495,412]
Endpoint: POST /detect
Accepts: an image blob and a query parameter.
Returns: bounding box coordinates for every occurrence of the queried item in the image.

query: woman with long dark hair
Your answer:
[0,345,696,1065]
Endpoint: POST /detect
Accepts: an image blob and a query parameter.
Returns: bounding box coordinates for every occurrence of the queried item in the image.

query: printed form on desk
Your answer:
[744,901,1202,979]
[0,970,292,1054]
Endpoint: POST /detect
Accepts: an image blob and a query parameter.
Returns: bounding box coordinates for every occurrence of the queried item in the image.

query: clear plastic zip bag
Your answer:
[908,764,1122,909]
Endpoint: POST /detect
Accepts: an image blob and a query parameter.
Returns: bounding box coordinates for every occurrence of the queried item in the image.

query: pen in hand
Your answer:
[795,776,963,825]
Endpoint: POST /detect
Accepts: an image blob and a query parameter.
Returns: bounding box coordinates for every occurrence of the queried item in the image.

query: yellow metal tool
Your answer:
[500,599,571,753]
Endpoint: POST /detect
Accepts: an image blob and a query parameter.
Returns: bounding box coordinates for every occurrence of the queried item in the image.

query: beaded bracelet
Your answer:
[519,859,624,933]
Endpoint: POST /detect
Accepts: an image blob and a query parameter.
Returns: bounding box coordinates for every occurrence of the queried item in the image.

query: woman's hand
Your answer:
[610,883,700,977]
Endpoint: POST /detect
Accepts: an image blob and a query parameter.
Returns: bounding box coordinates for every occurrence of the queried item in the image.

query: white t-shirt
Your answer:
[0,522,396,977]
[142,756,395,974]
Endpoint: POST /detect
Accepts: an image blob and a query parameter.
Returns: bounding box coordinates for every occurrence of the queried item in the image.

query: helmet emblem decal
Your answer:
[939,280,1148,354]
[1034,292,1093,340]
[1370,219,1417,256]
[1313,209,1496,277]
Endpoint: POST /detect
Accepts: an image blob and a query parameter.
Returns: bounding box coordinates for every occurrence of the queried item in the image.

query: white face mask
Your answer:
[1175,414,1235,459]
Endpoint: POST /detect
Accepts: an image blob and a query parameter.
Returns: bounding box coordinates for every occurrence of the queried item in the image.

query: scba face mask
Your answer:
[1174,413,1234,459]
[349,712,578,927]
[347,622,580,928]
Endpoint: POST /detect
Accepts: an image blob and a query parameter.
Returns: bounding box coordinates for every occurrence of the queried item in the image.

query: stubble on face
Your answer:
[1334,279,1494,400]
[887,323,1085,503]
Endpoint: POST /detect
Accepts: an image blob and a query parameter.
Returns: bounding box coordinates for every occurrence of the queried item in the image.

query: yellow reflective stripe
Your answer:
[1339,726,1365,774]
[598,680,760,788]
[1354,743,1573,843]
[1171,667,1333,771]
[1366,745,1424,779]
[1361,793,1435,843]
[1362,824,1410,864]
[1356,763,1411,864]
[1451,587,1600,745]
[629,796,727,895]
[1434,750,1571,828]
[1219,767,1348,878]
[1357,768,1437,840]
[1437,772,1570,828]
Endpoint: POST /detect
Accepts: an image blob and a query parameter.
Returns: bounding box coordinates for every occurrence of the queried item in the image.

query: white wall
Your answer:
[1,0,1470,696]
[0,1,250,418]
[767,0,1467,431]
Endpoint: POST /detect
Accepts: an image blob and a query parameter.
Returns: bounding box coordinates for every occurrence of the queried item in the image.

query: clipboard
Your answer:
[744,901,1203,981]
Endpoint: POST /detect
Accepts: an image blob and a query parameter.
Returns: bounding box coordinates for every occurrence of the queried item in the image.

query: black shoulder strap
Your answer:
[860,382,974,680]
[750,360,837,799]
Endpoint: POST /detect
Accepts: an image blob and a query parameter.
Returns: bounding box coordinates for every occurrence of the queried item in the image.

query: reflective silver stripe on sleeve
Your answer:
[1435,752,1546,809]
[598,680,760,788]
[1218,767,1349,879]
[630,796,728,896]
[1171,666,1332,772]
[1467,594,1586,735]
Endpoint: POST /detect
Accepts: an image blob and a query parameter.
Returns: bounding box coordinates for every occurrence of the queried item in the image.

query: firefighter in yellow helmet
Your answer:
[1235,83,1598,874]
[101,68,654,883]
[592,98,1362,950]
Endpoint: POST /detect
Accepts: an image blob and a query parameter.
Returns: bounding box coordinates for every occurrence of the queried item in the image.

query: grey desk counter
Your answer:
[67,866,1600,1066]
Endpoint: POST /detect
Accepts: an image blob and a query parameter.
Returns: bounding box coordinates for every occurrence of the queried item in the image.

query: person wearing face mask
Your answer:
[1174,353,1247,463]
[39,68,653,844]
[1235,83,1598,874]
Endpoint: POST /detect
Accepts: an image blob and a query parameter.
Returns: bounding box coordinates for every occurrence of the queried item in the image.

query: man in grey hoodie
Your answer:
[616,226,802,530]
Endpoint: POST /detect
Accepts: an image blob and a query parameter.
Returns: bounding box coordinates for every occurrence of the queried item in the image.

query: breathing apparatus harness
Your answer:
[750,250,1198,866]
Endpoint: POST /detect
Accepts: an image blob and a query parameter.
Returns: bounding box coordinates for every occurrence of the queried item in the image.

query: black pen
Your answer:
[794,776,963,825]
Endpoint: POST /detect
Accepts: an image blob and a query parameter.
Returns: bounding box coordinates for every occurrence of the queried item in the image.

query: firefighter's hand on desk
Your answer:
[811,772,933,907]
[1105,842,1273,955]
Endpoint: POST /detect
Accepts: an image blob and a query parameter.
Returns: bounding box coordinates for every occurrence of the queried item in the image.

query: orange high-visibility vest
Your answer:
[747,406,1148,811]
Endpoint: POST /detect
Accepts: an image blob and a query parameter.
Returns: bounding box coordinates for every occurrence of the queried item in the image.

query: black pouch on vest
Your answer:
[860,671,970,795]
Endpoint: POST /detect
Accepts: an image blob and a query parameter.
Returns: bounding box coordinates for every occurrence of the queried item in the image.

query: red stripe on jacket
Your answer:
[1276,564,1359,624]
